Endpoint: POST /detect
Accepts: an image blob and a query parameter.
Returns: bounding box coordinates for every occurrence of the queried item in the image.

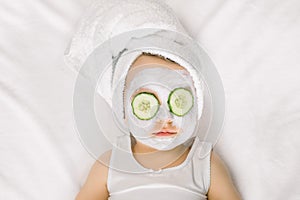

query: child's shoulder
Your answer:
[84,149,113,187]
[90,149,112,182]
[207,150,242,199]
[75,150,112,199]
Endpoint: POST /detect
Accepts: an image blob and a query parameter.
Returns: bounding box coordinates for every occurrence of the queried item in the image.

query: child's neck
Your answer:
[131,139,192,170]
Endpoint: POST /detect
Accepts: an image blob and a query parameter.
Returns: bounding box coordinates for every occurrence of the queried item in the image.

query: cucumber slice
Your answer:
[168,88,194,116]
[131,92,160,120]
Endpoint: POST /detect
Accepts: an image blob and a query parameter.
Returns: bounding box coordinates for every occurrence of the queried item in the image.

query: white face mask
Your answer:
[124,66,198,150]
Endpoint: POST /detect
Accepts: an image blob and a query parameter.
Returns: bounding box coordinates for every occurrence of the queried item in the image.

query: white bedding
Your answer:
[1,0,299,199]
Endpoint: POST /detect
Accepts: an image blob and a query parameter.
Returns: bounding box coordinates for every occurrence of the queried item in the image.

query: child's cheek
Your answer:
[125,104,157,136]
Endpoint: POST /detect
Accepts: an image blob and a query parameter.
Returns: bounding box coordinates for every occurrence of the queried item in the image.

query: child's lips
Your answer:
[152,131,177,137]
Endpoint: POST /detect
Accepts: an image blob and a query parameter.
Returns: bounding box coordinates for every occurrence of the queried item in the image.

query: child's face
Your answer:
[123,55,198,151]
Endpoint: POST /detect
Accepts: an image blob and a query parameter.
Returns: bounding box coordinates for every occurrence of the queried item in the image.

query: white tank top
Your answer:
[107,135,212,200]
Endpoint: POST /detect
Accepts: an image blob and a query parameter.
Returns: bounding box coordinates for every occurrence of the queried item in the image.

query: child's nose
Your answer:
[156,105,173,123]
[156,118,173,128]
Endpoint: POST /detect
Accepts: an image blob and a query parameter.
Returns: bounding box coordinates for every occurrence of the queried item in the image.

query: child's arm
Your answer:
[207,151,242,200]
[75,151,111,200]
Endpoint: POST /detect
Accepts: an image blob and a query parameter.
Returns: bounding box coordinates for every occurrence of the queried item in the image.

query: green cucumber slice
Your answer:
[168,88,194,116]
[131,92,160,120]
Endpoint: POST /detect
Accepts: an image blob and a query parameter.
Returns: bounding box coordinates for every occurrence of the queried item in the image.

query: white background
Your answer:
[0,0,299,199]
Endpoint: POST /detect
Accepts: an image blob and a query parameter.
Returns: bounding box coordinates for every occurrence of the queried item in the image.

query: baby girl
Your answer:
[75,52,241,200]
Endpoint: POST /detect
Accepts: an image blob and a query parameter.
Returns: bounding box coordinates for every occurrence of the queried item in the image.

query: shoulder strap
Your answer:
[192,140,213,194]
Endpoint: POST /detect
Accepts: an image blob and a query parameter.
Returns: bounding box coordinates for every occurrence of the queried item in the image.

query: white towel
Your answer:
[64,0,204,118]
[64,0,187,72]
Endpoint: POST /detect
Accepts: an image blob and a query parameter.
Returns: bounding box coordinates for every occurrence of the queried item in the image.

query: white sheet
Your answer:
[0,0,299,199]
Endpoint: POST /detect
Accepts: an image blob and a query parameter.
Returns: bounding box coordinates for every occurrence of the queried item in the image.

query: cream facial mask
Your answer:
[124,66,198,150]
